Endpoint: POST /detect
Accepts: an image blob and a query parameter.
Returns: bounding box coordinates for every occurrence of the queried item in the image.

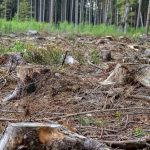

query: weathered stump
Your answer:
[101,63,150,88]
[3,65,50,103]
[101,50,112,62]
[0,122,110,150]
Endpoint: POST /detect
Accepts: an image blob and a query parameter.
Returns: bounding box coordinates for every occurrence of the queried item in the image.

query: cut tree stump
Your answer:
[101,63,150,88]
[0,122,110,150]
[3,65,50,103]
[101,50,112,62]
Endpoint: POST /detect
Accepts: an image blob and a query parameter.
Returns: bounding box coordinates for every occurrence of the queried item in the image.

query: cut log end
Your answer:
[0,122,111,150]
[101,50,112,62]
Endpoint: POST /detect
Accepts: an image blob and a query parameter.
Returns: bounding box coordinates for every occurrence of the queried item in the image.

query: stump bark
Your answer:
[101,63,150,88]
[3,65,50,103]
[101,50,112,62]
[0,122,110,150]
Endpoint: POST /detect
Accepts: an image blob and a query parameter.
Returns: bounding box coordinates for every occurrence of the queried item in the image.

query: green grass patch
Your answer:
[0,19,146,38]
[90,49,101,64]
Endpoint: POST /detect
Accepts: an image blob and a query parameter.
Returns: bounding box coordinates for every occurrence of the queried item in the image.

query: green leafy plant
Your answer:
[90,49,100,64]
[9,41,25,52]
[95,118,106,128]
[133,128,145,138]
[115,111,122,121]
[73,50,85,65]
[79,117,93,126]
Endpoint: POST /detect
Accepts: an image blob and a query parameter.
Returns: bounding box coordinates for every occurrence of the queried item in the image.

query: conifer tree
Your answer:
[18,0,30,21]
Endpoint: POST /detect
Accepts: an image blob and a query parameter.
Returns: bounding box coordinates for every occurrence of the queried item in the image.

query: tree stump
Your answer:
[0,122,110,150]
[101,50,112,62]
[101,63,150,88]
[3,65,50,103]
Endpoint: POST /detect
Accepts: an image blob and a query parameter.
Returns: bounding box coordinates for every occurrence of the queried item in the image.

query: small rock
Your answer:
[15,103,19,107]
[86,114,92,117]
[27,30,38,36]
[65,55,79,65]
[55,73,61,78]
[144,49,150,57]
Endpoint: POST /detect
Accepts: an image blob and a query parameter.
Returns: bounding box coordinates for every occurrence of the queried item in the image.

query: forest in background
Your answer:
[0,0,150,36]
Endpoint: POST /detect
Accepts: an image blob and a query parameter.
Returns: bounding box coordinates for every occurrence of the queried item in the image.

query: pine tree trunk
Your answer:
[124,1,129,33]
[105,0,109,24]
[116,8,119,26]
[43,0,45,22]
[89,0,91,24]
[136,0,142,30]
[39,0,42,22]
[75,0,79,25]
[79,0,84,24]
[140,11,144,27]
[17,0,20,21]
[146,0,150,35]
[70,0,73,22]
[50,0,54,23]
[30,0,33,20]
[34,0,36,20]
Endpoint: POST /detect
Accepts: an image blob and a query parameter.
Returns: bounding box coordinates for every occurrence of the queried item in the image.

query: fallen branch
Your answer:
[0,109,24,113]
[101,138,150,149]
[0,118,19,122]
[0,77,7,89]
[128,95,150,102]
[87,60,102,69]
[51,107,150,119]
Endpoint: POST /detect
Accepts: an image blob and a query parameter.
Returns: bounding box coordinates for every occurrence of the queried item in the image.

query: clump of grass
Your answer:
[95,118,106,128]
[115,111,122,122]
[90,49,101,64]
[79,117,93,126]
[72,50,85,65]
[24,43,63,65]
[67,33,76,41]
[133,128,145,138]
[9,41,25,52]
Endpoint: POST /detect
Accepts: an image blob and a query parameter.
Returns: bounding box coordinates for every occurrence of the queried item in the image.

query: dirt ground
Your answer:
[0,33,150,149]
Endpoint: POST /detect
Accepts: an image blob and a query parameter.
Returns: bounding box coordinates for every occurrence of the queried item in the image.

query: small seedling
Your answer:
[79,117,93,126]
[115,111,122,121]
[133,128,144,138]
[95,118,106,128]
[73,50,85,65]
[90,49,100,64]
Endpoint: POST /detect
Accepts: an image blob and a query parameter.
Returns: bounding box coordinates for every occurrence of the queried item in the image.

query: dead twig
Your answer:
[100,138,150,148]
[51,107,150,119]
[0,109,24,113]
[87,60,102,69]
[0,77,7,89]
[128,95,150,102]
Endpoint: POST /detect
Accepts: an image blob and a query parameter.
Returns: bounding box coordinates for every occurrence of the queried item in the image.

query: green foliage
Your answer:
[79,116,106,128]
[0,19,146,37]
[18,0,30,21]
[133,128,145,138]
[117,0,137,24]
[24,43,63,65]
[95,118,106,128]
[115,111,122,121]
[90,49,100,64]
[73,50,85,65]
[79,117,93,126]
[9,41,25,52]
